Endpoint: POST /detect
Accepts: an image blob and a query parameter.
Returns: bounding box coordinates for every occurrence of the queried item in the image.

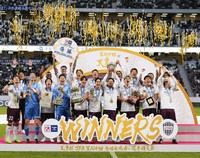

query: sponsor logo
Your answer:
[42,119,60,138]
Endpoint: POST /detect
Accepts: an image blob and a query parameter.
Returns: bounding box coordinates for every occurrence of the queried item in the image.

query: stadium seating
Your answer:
[0,58,43,95]
[184,60,200,96]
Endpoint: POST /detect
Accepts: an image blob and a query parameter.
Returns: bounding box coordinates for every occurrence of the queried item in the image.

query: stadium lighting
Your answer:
[175,13,182,17]
[117,13,124,17]
[0,11,6,15]
[132,13,138,17]
[190,15,196,18]
[147,13,153,17]
[8,51,13,54]
[15,11,21,15]
[89,13,95,17]
[103,13,109,17]
[161,13,168,17]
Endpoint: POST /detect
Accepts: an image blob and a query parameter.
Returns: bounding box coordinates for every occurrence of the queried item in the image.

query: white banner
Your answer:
[53,38,78,64]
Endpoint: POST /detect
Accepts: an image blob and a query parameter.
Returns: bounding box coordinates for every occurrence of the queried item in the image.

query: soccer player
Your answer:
[130,68,141,114]
[54,65,72,84]
[40,71,52,84]
[130,68,141,88]
[159,79,178,144]
[18,71,27,134]
[53,54,78,85]
[23,72,41,143]
[40,78,55,143]
[72,69,84,87]
[87,69,99,89]
[116,70,123,114]
[88,78,103,120]
[118,76,139,118]
[102,78,119,121]
[140,75,159,117]
[3,76,21,143]
[157,67,178,90]
[52,74,71,143]
[73,76,89,118]
[102,62,121,88]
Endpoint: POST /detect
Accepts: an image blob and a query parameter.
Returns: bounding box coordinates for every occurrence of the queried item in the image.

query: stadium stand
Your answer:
[184,60,200,96]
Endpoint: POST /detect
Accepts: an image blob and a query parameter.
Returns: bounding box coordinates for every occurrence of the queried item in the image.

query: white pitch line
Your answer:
[110,152,118,158]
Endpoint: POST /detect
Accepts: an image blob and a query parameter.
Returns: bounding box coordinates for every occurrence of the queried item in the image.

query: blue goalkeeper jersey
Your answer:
[52,83,71,109]
[23,82,41,108]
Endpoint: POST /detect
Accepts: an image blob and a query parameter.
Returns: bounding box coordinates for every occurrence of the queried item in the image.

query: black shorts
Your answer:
[75,110,87,118]
[160,109,177,122]
[41,113,55,123]
[89,112,101,120]
[7,107,20,122]
[142,108,157,117]
[120,111,137,119]
[103,110,116,121]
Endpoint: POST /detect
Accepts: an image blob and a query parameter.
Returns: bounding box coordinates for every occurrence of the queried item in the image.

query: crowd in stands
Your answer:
[117,0,200,9]
[73,0,113,8]
[0,57,44,94]
[184,60,200,96]
[0,18,200,47]
[1,0,200,9]
[1,0,27,6]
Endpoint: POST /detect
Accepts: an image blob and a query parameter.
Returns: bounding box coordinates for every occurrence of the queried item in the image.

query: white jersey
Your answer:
[89,88,103,113]
[102,72,121,88]
[157,75,177,90]
[87,78,96,89]
[74,86,89,111]
[160,87,175,110]
[140,86,158,109]
[40,86,55,113]
[118,78,124,87]
[119,85,138,112]
[56,72,73,85]
[72,78,81,88]
[130,77,141,89]
[102,86,118,110]
[40,77,55,88]
[8,85,20,109]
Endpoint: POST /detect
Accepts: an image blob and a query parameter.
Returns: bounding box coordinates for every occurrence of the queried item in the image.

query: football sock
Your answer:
[24,126,29,138]
[35,125,39,137]
[6,125,12,139]
[13,126,18,139]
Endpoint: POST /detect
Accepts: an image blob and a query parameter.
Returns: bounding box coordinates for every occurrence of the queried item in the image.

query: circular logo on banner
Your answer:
[53,37,78,64]
[160,119,178,139]
[42,119,61,138]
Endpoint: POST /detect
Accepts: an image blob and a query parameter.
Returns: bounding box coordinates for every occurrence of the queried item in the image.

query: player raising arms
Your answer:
[52,74,71,143]
[23,72,41,143]
[3,76,22,143]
